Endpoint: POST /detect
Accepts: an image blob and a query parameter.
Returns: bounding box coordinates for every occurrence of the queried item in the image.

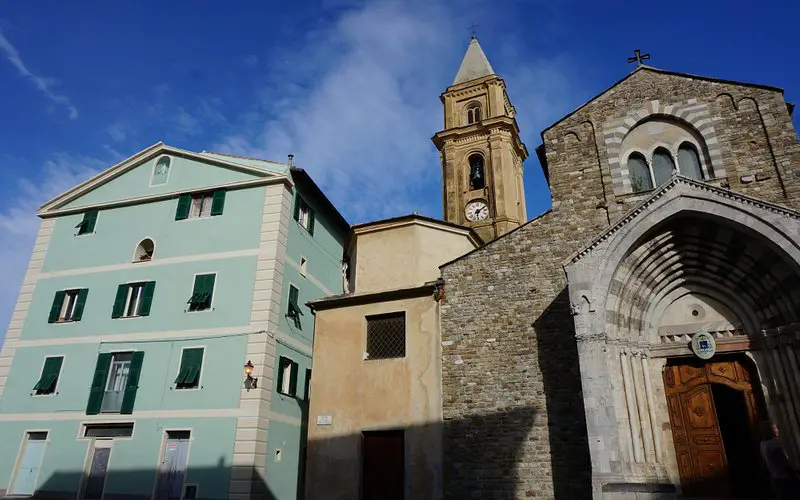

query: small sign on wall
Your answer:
[692,331,716,360]
[316,415,332,425]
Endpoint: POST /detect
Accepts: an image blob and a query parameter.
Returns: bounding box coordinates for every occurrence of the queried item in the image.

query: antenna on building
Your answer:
[287,154,294,167]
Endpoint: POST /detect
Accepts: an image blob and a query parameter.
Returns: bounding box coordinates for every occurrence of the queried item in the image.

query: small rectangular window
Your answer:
[175,348,204,389]
[83,423,134,438]
[293,196,315,235]
[76,210,98,235]
[276,356,298,397]
[287,285,302,328]
[175,190,225,220]
[33,356,64,395]
[366,312,406,360]
[48,289,88,323]
[187,274,215,312]
[111,282,155,318]
[299,257,307,277]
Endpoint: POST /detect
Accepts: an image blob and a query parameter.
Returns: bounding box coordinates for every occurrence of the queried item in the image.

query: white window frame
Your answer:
[297,201,310,229]
[149,155,172,187]
[105,352,133,394]
[188,192,214,219]
[59,289,81,322]
[278,358,294,396]
[123,284,146,318]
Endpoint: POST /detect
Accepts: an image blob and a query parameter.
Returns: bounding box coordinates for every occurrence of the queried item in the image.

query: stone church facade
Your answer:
[436,40,800,498]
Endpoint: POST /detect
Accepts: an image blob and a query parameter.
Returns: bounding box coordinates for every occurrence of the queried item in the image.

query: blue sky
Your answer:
[1,0,799,337]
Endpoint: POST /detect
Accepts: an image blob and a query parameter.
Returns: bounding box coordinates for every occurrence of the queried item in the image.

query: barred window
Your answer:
[366,312,406,360]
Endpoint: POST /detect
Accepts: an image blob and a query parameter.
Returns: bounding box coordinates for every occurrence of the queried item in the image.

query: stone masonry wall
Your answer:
[440,68,800,499]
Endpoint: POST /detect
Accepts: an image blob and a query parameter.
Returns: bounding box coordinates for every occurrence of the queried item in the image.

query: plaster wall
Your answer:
[305,295,443,500]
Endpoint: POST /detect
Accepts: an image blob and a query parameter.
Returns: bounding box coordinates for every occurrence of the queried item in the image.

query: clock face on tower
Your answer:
[465,200,489,222]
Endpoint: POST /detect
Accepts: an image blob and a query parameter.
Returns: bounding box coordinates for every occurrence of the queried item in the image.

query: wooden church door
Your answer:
[663,357,765,498]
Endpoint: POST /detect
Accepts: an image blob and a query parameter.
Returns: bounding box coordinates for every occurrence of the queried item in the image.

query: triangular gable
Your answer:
[541,66,785,137]
[39,143,284,215]
[564,174,800,266]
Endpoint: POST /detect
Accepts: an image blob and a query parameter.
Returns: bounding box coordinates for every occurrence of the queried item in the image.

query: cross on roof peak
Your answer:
[468,23,479,39]
[628,49,651,67]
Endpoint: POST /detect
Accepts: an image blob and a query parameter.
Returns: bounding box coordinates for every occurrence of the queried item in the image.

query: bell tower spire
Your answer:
[432,37,528,242]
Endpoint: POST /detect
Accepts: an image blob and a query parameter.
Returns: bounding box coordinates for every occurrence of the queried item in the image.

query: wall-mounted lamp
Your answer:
[244,360,258,390]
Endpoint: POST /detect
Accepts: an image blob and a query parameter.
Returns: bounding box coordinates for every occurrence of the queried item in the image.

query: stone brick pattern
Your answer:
[440,68,800,499]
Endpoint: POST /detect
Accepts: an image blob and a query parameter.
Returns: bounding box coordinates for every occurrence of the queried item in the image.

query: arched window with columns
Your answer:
[466,103,482,125]
[652,148,676,187]
[678,142,703,181]
[627,153,652,193]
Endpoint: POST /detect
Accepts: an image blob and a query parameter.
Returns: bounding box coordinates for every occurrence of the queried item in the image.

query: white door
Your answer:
[9,432,48,496]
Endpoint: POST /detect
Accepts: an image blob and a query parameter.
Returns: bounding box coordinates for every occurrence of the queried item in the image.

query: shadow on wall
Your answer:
[25,462,279,500]
[534,288,592,499]
[23,290,595,500]
[306,407,540,500]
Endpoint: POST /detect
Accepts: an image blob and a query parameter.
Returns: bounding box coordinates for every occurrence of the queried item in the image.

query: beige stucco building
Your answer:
[304,215,480,500]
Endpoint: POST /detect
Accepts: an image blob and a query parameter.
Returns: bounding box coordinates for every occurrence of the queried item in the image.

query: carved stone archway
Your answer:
[564,176,800,499]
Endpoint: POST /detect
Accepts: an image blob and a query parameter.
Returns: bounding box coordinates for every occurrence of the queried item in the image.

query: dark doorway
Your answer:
[663,354,770,498]
[361,430,404,500]
[712,383,763,498]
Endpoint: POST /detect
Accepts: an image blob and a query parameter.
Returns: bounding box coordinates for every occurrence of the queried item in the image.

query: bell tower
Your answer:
[433,36,528,242]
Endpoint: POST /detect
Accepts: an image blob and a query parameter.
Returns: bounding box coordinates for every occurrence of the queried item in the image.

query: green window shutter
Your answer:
[48,291,66,323]
[138,282,156,317]
[33,357,64,393]
[86,353,112,415]
[293,196,301,221]
[307,206,315,235]
[276,357,286,394]
[72,289,89,321]
[210,190,226,216]
[175,194,192,220]
[111,285,128,319]
[289,361,299,397]
[120,351,144,414]
[175,348,203,388]
[84,210,98,233]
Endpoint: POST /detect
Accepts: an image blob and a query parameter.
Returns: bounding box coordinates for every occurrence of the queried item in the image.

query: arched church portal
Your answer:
[566,188,800,498]
[608,213,800,497]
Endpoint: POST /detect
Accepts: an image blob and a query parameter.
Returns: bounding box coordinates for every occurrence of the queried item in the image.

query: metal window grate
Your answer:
[366,312,406,359]
[84,423,134,438]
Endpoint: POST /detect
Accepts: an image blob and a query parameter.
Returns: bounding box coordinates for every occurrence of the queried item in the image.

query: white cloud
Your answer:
[174,107,202,136]
[0,155,102,342]
[0,27,79,120]
[107,123,127,142]
[212,0,580,224]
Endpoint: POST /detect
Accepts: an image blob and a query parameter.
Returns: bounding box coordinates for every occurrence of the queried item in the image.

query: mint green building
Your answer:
[0,143,348,500]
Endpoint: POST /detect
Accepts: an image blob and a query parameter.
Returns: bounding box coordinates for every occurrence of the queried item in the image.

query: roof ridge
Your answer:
[201,151,286,165]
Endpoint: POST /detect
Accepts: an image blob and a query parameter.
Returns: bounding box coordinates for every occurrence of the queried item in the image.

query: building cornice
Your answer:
[38,143,284,214]
[307,282,439,312]
[38,176,291,218]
